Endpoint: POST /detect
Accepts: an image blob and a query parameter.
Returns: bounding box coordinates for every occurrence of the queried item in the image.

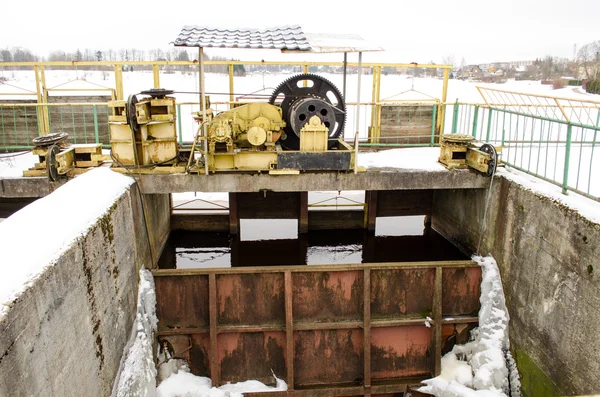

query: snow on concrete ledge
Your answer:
[497,167,600,225]
[0,168,134,318]
[419,256,522,397]
[357,148,446,171]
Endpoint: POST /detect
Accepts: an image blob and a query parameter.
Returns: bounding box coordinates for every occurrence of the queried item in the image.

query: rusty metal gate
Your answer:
[153,260,480,396]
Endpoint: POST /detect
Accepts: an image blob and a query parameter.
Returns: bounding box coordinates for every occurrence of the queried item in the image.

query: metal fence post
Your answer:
[93,105,100,144]
[472,105,479,138]
[431,104,437,146]
[451,100,459,133]
[562,124,572,194]
[486,108,493,142]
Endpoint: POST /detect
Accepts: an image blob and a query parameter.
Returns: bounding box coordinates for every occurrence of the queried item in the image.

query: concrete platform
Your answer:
[0,168,489,198]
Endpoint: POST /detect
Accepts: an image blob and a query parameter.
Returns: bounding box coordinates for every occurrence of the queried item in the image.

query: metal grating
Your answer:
[173,25,311,50]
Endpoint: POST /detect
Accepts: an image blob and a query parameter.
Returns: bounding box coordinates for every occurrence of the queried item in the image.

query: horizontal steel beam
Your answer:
[152,260,477,277]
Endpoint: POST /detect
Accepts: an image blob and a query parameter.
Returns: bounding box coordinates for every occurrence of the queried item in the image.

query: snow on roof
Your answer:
[173,25,311,51]
[0,168,134,318]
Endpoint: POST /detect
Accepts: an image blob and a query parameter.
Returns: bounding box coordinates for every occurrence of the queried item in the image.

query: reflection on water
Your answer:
[158,219,468,269]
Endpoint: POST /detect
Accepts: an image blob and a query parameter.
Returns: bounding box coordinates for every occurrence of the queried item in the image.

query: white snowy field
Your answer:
[0,68,596,142]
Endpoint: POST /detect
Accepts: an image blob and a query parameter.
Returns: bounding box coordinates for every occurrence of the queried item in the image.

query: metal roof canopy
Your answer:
[173,25,383,175]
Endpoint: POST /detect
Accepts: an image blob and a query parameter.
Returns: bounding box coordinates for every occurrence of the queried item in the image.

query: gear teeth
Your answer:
[269,73,346,148]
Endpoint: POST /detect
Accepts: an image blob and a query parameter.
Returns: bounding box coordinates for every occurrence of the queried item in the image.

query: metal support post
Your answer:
[451,100,459,134]
[562,124,572,194]
[153,64,160,88]
[228,64,235,109]
[439,68,449,135]
[199,47,208,175]
[355,52,363,140]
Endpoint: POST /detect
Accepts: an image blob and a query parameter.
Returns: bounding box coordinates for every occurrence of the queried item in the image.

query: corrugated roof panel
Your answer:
[173,25,311,51]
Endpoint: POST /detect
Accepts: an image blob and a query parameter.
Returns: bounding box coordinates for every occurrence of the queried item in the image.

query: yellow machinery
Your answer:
[109,89,179,167]
[187,73,355,173]
[22,132,105,180]
[438,134,499,176]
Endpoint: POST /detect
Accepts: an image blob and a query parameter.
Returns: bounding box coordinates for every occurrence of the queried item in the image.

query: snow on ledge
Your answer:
[357,148,446,171]
[0,168,134,319]
[497,167,600,225]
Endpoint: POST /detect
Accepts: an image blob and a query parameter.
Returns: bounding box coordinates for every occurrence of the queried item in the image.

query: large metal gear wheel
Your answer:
[480,143,498,177]
[269,73,346,150]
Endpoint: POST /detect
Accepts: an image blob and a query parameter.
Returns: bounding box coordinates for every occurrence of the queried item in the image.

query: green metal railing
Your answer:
[0,103,110,149]
[2,98,599,202]
[450,101,600,201]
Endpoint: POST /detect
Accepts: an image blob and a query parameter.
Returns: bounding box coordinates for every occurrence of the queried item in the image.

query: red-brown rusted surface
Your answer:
[294,329,364,387]
[370,326,432,380]
[217,331,286,385]
[155,275,209,332]
[442,267,481,316]
[217,273,285,326]
[293,271,363,322]
[371,269,435,319]
[153,260,481,394]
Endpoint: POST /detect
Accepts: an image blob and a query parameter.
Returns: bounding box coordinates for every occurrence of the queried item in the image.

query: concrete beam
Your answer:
[0,169,489,198]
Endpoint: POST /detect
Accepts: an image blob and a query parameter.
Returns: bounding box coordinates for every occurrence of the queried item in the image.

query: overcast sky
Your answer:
[2,0,599,64]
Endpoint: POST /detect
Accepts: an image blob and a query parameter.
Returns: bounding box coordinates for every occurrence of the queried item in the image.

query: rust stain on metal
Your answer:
[371,269,435,318]
[294,329,364,387]
[218,331,286,386]
[293,271,363,322]
[442,268,481,316]
[155,275,209,331]
[217,273,285,326]
[370,326,432,380]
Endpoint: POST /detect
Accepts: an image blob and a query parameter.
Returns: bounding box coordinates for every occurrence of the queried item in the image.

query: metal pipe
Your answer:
[199,47,208,175]
[355,52,362,138]
[343,52,347,99]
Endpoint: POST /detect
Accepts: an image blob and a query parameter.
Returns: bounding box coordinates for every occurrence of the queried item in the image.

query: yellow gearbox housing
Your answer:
[207,103,286,152]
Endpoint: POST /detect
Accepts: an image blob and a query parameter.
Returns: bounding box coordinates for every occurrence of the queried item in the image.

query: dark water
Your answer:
[158,221,468,269]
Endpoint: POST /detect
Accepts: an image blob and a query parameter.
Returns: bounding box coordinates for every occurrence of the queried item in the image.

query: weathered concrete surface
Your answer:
[432,175,600,396]
[0,168,489,197]
[0,183,169,396]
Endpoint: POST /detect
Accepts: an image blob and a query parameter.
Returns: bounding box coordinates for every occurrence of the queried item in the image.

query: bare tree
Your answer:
[578,41,600,80]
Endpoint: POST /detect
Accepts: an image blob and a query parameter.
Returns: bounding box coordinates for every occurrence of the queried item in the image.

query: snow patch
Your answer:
[498,167,600,225]
[0,168,134,318]
[113,268,158,397]
[357,147,446,170]
[156,362,288,397]
[419,255,522,397]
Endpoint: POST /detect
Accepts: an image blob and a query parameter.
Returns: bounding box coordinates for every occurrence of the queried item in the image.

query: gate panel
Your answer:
[294,329,364,387]
[153,260,481,394]
[155,275,209,332]
[370,326,432,380]
[217,273,285,326]
[293,271,363,323]
[218,331,286,385]
[371,269,435,319]
[442,267,481,315]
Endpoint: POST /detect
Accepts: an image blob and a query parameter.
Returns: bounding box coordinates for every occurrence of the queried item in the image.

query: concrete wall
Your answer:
[0,185,170,396]
[432,176,600,396]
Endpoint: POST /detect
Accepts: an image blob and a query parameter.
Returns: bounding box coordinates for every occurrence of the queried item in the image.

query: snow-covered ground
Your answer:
[419,256,522,397]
